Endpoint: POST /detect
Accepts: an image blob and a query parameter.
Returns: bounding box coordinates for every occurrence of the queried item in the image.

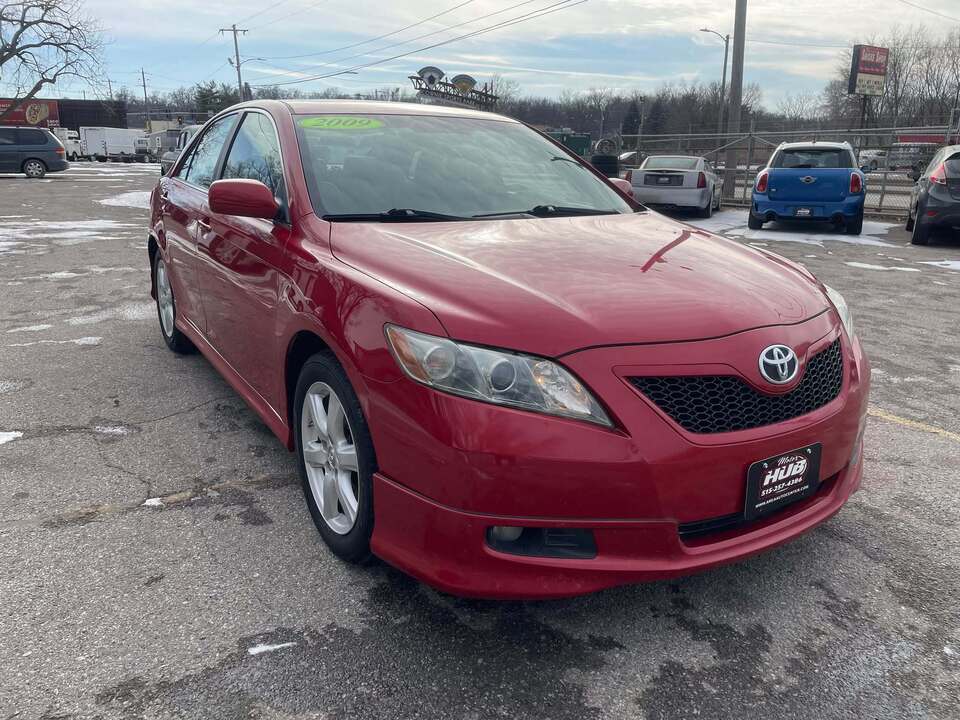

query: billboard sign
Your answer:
[0,98,60,126]
[848,45,888,96]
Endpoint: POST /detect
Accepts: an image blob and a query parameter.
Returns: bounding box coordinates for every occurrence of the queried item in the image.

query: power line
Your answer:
[236,0,296,26]
[258,0,546,72]
[890,0,960,23]
[264,0,477,60]
[252,0,587,87]
[747,37,848,49]
[250,0,332,30]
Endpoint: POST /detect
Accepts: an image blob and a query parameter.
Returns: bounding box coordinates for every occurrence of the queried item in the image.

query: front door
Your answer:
[195,111,290,408]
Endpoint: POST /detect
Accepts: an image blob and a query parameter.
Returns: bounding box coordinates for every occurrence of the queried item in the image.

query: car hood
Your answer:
[330,211,830,357]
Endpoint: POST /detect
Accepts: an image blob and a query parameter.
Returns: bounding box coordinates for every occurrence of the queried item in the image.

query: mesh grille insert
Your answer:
[628,338,843,434]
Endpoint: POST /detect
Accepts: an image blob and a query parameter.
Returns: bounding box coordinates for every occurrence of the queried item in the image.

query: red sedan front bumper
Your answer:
[365,312,870,599]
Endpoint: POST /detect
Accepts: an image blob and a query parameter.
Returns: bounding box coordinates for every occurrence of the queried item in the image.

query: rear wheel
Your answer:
[910,215,930,245]
[23,159,46,178]
[846,209,864,235]
[294,353,376,563]
[747,212,764,230]
[153,252,195,353]
[697,194,713,218]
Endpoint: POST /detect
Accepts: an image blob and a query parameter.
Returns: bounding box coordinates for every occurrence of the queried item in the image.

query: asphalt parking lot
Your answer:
[1,164,958,719]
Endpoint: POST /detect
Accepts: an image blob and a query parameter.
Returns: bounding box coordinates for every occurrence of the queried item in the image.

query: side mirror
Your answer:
[908,168,921,182]
[609,177,634,198]
[209,179,279,220]
[860,164,871,173]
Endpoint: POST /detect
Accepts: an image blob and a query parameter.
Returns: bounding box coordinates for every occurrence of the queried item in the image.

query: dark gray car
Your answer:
[0,126,69,178]
[906,144,960,245]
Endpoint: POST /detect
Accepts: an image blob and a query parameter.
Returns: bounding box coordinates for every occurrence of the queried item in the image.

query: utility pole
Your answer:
[722,0,747,199]
[718,34,730,134]
[141,68,151,131]
[221,24,248,101]
[107,78,113,101]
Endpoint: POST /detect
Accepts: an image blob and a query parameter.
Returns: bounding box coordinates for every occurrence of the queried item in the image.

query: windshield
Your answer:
[295,114,633,219]
[642,156,699,170]
[774,148,853,169]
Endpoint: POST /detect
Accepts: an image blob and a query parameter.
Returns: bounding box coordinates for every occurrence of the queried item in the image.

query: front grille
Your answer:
[628,338,843,434]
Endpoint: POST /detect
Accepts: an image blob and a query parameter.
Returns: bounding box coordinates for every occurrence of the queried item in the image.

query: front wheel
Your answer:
[747,212,764,230]
[23,159,46,178]
[153,253,195,354]
[905,208,914,231]
[295,352,377,563]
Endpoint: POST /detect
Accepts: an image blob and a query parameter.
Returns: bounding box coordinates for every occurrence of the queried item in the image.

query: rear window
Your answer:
[643,156,699,170]
[18,129,49,146]
[773,148,853,169]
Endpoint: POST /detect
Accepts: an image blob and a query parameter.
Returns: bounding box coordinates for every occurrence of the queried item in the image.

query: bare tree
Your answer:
[0,0,102,122]
[488,74,519,104]
[585,87,612,138]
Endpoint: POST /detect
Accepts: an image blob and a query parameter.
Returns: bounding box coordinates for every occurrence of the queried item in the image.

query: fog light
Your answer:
[489,525,523,543]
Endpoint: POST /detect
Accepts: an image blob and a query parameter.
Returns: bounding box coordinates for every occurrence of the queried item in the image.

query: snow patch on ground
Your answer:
[6,324,52,333]
[247,642,297,656]
[6,336,101,348]
[687,210,895,247]
[919,260,960,271]
[65,303,153,325]
[142,498,165,507]
[0,431,24,445]
[97,191,151,210]
[93,425,132,436]
[845,262,921,272]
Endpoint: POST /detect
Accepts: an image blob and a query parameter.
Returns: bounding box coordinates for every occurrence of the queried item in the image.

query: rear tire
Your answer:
[294,352,376,564]
[910,216,930,245]
[846,210,864,235]
[747,212,764,230]
[153,252,195,354]
[698,194,713,219]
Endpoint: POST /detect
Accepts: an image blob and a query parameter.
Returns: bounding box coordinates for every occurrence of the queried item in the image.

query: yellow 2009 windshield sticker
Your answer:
[298,116,384,130]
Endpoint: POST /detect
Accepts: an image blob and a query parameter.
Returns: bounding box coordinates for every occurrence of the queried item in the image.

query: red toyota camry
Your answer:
[149,100,869,599]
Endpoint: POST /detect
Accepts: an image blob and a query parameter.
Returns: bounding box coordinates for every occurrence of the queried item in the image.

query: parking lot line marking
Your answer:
[868,406,960,443]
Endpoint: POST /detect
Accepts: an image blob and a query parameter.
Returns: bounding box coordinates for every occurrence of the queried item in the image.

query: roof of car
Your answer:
[777,140,853,150]
[279,99,516,123]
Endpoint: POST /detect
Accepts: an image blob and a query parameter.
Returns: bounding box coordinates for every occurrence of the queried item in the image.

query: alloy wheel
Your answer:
[301,381,360,535]
[155,260,175,337]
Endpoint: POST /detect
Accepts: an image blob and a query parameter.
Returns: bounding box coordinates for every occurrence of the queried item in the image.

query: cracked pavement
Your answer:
[1,166,958,719]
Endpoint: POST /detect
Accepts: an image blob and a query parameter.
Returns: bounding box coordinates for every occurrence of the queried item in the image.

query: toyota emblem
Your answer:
[759,345,799,384]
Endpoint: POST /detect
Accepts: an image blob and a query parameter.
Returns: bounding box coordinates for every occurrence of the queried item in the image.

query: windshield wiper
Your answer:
[323,208,467,222]
[474,205,621,218]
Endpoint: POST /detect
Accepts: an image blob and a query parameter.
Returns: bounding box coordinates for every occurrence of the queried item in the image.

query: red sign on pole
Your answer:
[0,99,61,127]
[857,46,889,75]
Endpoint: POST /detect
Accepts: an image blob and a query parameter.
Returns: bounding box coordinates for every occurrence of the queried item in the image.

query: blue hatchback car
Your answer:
[749,141,866,235]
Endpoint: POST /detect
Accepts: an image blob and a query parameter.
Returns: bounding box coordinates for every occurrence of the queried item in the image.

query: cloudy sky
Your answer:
[15,0,960,108]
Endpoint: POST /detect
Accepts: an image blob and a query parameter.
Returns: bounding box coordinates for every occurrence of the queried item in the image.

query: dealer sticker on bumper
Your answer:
[744,443,822,521]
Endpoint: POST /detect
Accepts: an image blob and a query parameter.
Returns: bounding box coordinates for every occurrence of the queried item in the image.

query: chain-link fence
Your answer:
[619,124,960,217]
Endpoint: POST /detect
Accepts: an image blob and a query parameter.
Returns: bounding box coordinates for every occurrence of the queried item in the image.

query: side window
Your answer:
[180,116,237,189]
[18,129,48,145]
[0,129,16,145]
[222,113,287,204]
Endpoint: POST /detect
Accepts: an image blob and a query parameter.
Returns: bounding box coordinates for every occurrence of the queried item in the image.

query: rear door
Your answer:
[767,147,853,203]
[0,129,18,172]
[195,110,291,405]
[157,114,238,334]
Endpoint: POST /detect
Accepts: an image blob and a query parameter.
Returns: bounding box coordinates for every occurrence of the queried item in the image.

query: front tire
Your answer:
[294,352,376,564]
[23,159,46,178]
[153,252,195,353]
[905,208,914,231]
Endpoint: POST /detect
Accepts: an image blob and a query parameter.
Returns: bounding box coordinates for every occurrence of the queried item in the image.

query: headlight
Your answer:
[824,285,855,339]
[385,325,612,427]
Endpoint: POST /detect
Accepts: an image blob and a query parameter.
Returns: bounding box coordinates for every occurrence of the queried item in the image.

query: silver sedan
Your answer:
[627,155,722,217]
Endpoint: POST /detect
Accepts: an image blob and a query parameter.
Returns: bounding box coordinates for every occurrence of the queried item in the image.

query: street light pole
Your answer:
[700,28,730,136]
[722,0,748,199]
